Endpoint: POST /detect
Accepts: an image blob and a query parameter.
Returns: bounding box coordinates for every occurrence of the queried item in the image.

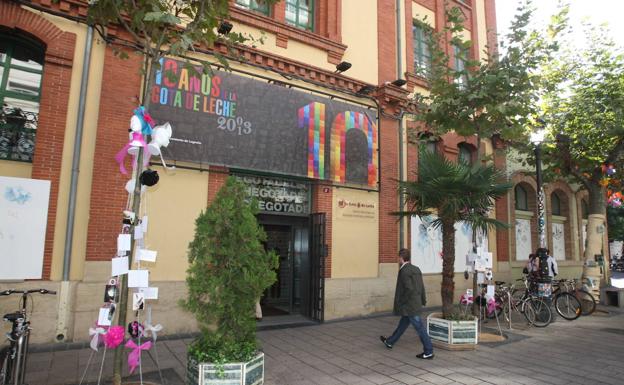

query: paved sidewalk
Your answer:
[24,308,624,385]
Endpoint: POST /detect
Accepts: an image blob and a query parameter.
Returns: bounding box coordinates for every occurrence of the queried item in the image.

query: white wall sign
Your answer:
[552,222,566,260]
[0,176,51,280]
[515,218,532,261]
[410,215,488,274]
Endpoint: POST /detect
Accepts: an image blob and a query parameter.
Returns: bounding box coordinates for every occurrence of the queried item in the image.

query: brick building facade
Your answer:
[1,0,589,344]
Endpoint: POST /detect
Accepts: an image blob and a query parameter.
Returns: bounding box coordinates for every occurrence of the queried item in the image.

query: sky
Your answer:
[495,0,624,49]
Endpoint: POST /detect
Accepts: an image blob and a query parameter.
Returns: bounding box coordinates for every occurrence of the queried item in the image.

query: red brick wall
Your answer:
[377,0,401,263]
[207,168,229,204]
[312,185,333,278]
[85,45,143,261]
[0,2,76,279]
[484,0,498,57]
[493,145,510,262]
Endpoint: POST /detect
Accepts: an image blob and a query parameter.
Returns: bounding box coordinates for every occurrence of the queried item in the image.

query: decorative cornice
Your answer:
[375,83,410,115]
[211,40,367,95]
[405,72,429,91]
[229,6,347,65]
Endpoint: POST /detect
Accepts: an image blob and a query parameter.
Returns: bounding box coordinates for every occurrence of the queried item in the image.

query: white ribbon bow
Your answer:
[144,305,163,342]
[144,322,163,342]
[89,327,106,351]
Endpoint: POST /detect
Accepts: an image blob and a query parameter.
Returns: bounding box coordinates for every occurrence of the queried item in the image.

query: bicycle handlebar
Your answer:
[0,289,56,296]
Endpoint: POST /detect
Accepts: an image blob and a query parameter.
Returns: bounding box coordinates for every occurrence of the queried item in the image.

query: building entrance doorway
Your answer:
[258,213,325,322]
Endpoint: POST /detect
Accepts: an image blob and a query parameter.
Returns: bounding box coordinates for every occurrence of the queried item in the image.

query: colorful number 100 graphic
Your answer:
[298,102,378,187]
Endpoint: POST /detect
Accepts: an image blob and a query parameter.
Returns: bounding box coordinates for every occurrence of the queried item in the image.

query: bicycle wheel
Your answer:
[554,292,582,320]
[525,298,552,327]
[0,346,13,385]
[575,289,596,316]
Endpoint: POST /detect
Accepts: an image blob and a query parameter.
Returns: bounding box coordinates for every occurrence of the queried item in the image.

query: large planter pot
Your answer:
[426,313,478,351]
[187,352,264,385]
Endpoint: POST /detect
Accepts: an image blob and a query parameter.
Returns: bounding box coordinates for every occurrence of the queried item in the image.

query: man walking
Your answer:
[380,248,434,359]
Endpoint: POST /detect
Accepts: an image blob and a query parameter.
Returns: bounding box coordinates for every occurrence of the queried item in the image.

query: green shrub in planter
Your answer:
[181,177,278,369]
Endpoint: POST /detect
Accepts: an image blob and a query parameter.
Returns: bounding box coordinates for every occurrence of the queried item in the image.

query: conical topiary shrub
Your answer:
[182,176,278,365]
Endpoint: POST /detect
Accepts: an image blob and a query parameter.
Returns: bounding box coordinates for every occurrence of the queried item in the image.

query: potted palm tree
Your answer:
[181,177,278,384]
[396,150,511,349]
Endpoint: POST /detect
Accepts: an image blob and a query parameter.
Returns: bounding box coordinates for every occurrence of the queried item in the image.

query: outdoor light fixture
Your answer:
[530,129,546,145]
[356,85,376,95]
[391,78,407,87]
[218,21,233,35]
[334,61,352,73]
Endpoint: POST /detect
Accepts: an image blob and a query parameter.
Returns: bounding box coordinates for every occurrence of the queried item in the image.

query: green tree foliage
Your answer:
[607,206,624,242]
[395,152,511,318]
[541,22,624,217]
[412,1,566,145]
[182,177,278,364]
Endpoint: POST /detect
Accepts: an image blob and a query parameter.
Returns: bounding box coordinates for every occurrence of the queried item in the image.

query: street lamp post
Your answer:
[531,130,547,249]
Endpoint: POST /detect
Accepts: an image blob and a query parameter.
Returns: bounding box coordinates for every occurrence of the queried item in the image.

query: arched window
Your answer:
[418,139,438,181]
[515,185,528,211]
[0,31,44,162]
[458,143,473,164]
[581,199,589,219]
[551,193,561,216]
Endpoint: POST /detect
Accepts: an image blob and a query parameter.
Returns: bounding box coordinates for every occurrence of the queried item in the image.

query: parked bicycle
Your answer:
[551,279,582,320]
[553,278,597,316]
[0,289,56,385]
[485,277,552,327]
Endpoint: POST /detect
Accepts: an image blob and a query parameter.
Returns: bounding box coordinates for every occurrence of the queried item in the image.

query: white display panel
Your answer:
[0,176,50,280]
[515,218,532,261]
[410,215,488,274]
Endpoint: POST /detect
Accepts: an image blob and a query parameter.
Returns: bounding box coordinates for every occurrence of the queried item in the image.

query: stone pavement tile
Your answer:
[309,361,345,375]
[426,365,456,377]
[359,372,397,385]
[370,363,401,376]
[25,369,48,385]
[388,372,425,384]
[395,364,428,377]
[417,372,455,385]
[332,370,376,385]
[444,373,483,385]
[309,374,348,385]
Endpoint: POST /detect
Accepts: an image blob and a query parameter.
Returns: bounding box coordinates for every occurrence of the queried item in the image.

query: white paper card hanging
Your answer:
[128,270,149,288]
[98,307,112,326]
[141,216,148,233]
[487,284,495,298]
[137,249,157,263]
[132,292,145,311]
[111,256,129,276]
[138,287,159,300]
[485,252,493,268]
[134,226,143,240]
[117,234,131,252]
[477,272,485,284]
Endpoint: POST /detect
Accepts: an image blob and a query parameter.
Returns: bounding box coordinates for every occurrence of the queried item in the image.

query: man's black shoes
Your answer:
[379,336,393,349]
[416,352,434,359]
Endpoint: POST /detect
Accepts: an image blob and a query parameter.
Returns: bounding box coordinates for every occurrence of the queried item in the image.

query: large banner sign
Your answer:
[149,58,378,187]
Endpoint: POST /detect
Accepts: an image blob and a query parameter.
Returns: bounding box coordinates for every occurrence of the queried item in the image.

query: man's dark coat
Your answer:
[393,263,427,316]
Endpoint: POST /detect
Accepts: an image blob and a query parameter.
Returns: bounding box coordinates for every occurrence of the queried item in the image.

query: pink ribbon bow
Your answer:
[115,132,149,175]
[460,293,473,305]
[487,297,497,314]
[125,339,152,374]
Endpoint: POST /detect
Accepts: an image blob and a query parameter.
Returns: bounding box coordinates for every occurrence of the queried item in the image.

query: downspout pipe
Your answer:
[396,0,405,248]
[62,25,94,281]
